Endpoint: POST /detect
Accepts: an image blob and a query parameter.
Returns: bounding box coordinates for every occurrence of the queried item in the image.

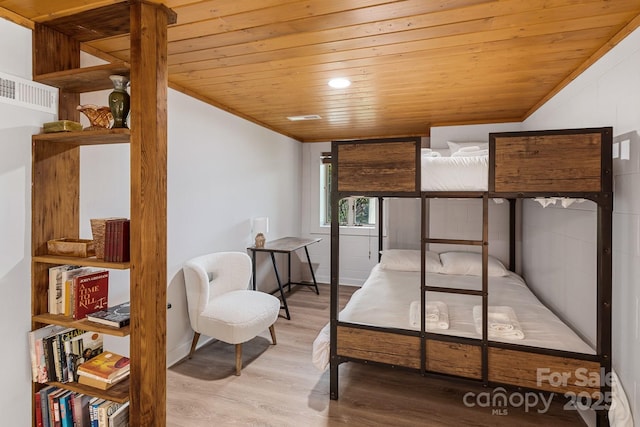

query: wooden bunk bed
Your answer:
[322,128,613,425]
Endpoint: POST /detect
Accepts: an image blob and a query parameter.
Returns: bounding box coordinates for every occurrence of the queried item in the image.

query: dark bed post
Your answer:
[378,197,384,260]
[508,199,517,272]
[596,128,613,427]
[330,141,340,400]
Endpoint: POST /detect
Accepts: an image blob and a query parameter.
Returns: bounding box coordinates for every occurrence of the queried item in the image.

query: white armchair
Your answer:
[183,251,280,375]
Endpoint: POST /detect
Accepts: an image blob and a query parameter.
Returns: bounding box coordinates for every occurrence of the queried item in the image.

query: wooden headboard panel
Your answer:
[334,137,420,194]
[489,127,612,193]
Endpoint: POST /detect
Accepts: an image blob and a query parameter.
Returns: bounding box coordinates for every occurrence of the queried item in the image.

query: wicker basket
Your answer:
[90,218,108,259]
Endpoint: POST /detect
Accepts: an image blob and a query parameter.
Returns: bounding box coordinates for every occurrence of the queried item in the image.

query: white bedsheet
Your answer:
[421,155,488,191]
[312,265,595,370]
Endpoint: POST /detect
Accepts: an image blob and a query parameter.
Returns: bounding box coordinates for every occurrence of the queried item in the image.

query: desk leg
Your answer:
[287,252,292,292]
[251,250,257,291]
[304,246,320,295]
[270,252,291,320]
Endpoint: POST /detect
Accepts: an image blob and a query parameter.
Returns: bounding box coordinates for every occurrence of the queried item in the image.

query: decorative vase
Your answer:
[108,75,130,129]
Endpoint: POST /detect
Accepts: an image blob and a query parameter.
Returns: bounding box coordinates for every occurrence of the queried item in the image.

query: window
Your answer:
[320,162,376,227]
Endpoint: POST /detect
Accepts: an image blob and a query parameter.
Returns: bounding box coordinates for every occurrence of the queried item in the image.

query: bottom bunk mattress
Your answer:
[313,262,595,371]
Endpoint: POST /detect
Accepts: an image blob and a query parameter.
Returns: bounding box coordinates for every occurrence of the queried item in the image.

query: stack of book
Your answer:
[29,327,103,384]
[35,386,128,427]
[48,265,109,320]
[103,218,130,262]
[77,351,130,390]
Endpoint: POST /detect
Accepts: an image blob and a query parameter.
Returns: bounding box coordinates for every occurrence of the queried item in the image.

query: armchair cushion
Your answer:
[199,290,280,344]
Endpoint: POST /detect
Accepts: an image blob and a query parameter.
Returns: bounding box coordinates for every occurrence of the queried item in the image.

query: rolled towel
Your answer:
[472,306,524,340]
[410,301,449,329]
[425,303,440,321]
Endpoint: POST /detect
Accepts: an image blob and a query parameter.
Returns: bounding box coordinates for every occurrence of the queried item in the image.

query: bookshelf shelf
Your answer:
[33,255,130,270]
[47,378,130,404]
[34,62,131,93]
[32,128,130,145]
[32,313,130,337]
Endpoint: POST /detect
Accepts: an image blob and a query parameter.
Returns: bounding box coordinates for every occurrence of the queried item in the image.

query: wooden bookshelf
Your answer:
[30,2,173,425]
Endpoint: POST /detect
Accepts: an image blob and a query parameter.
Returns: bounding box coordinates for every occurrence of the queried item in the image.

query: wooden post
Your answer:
[129,1,175,425]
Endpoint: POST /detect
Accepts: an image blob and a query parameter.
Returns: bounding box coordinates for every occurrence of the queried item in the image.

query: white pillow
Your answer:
[451,149,489,157]
[447,141,488,155]
[379,249,443,273]
[439,251,508,276]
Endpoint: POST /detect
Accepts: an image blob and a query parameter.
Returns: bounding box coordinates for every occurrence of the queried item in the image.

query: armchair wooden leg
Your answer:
[235,343,242,376]
[269,324,277,345]
[189,332,200,359]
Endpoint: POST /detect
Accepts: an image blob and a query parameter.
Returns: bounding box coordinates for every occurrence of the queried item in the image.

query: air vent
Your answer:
[0,71,58,114]
[287,114,321,121]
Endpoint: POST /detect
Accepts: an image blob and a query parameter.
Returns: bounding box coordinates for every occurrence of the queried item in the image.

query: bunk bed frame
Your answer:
[329,128,613,425]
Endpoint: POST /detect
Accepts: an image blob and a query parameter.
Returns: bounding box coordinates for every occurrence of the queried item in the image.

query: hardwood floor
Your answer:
[167,284,584,426]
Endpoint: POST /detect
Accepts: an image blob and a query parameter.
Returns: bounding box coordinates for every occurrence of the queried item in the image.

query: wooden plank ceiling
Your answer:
[2,0,640,142]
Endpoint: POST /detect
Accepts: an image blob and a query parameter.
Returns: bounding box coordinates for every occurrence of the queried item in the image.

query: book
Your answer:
[66,331,104,382]
[89,398,105,427]
[38,385,57,427]
[35,390,42,427]
[73,270,109,320]
[60,267,93,316]
[108,401,129,427]
[29,324,66,383]
[104,220,115,262]
[120,219,130,262]
[49,265,80,314]
[104,218,130,262]
[43,330,62,382]
[86,302,130,328]
[97,400,122,427]
[48,388,68,427]
[56,328,86,383]
[77,351,130,382]
[77,371,129,389]
[59,391,74,427]
[72,393,92,427]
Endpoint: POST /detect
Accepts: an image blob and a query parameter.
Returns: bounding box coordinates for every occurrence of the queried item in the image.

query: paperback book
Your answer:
[86,301,130,328]
[77,351,130,382]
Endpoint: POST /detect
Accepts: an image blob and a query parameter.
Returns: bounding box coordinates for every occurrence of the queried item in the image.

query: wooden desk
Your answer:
[248,237,321,320]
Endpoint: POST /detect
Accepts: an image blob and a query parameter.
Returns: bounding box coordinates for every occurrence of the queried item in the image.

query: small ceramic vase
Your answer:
[108,75,130,128]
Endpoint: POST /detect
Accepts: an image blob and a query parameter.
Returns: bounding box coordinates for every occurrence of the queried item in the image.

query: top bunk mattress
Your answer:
[421,153,488,191]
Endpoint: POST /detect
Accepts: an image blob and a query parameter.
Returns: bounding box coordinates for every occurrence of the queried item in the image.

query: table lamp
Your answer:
[253,217,269,248]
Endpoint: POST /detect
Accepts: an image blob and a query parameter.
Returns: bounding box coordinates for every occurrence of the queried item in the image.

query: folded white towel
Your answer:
[410,301,449,329]
[472,305,524,340]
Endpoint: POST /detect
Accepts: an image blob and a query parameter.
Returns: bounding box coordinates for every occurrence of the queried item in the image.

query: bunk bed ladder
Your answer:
[420,193,489,383]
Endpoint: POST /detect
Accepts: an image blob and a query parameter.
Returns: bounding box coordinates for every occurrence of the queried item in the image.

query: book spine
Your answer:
[105,221,115,262]
[43,335,57,382]
[121,219,130,262]
[34,391,43,427]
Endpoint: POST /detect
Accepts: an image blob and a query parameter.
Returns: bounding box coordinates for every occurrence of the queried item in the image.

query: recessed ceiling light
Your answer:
[328,78,351,89]
[287,114,322,121]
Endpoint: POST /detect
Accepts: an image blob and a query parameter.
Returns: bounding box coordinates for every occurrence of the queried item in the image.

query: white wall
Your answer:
[522,27,640,426]
[0,18,55,427]
[77,56,303,365]
[164,90,301,364]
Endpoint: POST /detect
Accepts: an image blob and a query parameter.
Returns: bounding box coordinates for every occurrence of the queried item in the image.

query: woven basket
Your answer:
[90,218,108,259]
